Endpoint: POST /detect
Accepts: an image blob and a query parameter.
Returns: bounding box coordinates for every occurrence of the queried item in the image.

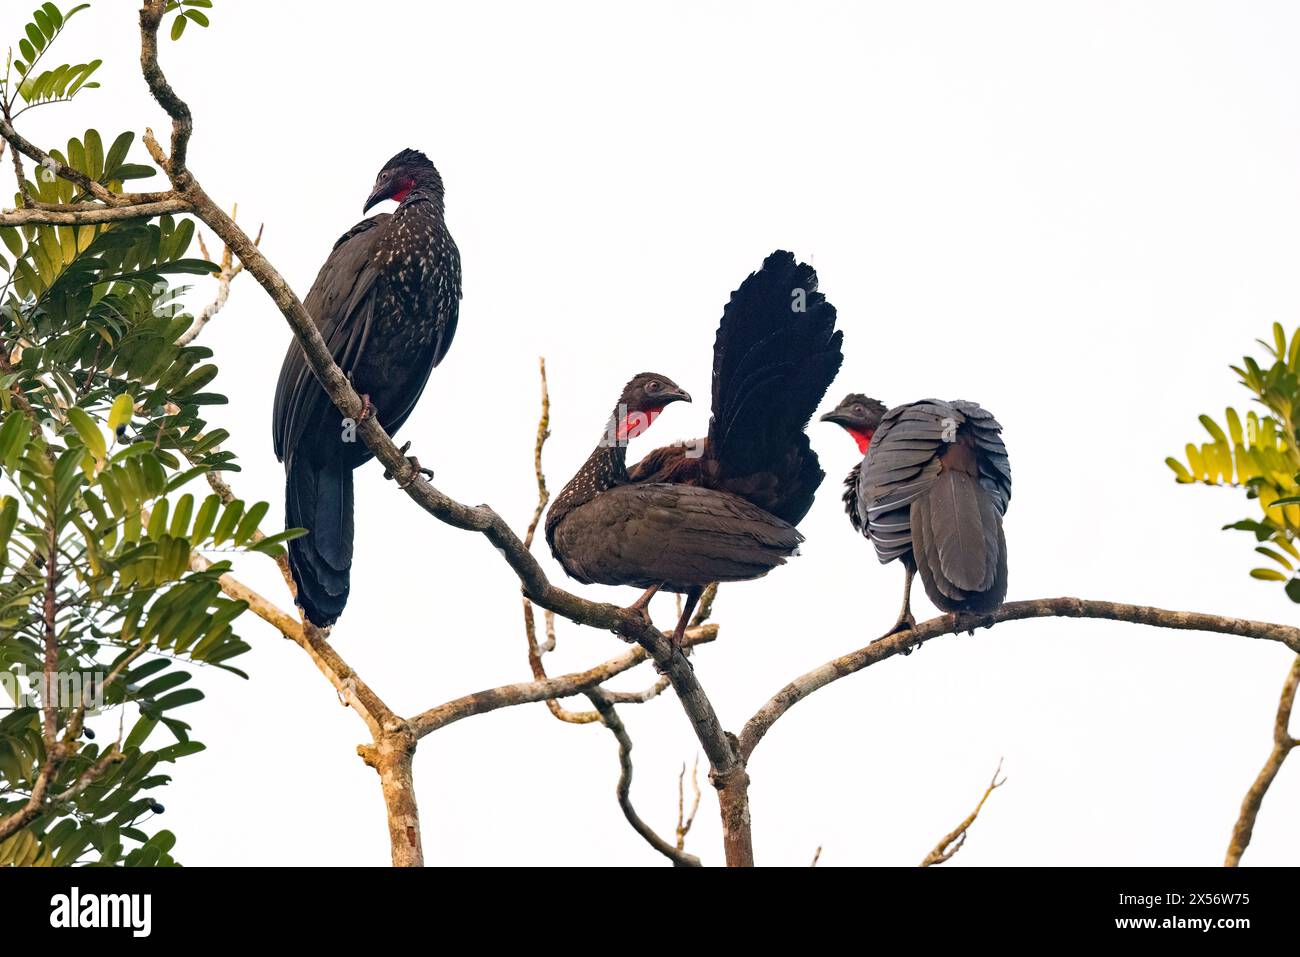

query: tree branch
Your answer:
[1225,655,1299,867]
[0,115,116,204]
[740,598,1300,762]
[138,1,193,182]
[0,198,190,225]
[409,624,718,737]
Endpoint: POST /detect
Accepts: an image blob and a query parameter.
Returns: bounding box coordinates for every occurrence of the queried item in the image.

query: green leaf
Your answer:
[108,393,135,433]
[0,413,29,471]
[66,406,106,461]
[110,163,155,181]
[212,500,243,544]
[0,497,18,549]
[153,688,203,712]
[125,715,158,750]
[104,131,134,176]
[146,501,168,540]
[251,527,306,554]
[156,741,204,762]
[191,494,219,542]
[170,14,186,40]
[1198,415,1229,447]
[233,501,268,545]
[1255,546,1293,570]
[169,493,194,538]
[1250,568,1287,582]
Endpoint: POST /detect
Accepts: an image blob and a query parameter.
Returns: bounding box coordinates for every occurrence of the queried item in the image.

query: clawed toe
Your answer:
[951,611,993,636]
[384,441,435,487]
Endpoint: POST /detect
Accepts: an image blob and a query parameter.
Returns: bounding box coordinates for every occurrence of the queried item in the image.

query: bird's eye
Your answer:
[381,171,390,181]
[645,380,661,393]
[853,404,865,416]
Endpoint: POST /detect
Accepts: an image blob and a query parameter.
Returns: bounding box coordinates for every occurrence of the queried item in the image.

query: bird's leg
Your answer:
[616,584,663,645]
[670,586,703,655]
[384,440,435,488]
[346,372,375,424]
[890,563,918,635]
[626,583,661,618]
[875,562,920,655]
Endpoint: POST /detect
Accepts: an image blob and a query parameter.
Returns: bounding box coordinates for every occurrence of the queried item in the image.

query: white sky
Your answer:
[26,0,1300,865]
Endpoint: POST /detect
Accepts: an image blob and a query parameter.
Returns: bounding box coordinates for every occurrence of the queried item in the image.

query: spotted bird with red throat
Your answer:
[273,148,462,628]
[546,250,844,651]
[822,394,1011,638]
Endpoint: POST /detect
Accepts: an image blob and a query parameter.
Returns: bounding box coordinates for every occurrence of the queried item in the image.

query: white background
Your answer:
[24,0,1300,865]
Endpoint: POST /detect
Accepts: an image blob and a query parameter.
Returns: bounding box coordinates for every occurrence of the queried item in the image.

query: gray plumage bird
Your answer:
[273,149,462,627]
[822,395,1011,634]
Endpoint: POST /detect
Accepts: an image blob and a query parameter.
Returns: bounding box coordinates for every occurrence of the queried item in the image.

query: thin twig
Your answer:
[588,689,701,866]
[920,759,1007,867]
[676,756,701,851]
[177,210,260,345]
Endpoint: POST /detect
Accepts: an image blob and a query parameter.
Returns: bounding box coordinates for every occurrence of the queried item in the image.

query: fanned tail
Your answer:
[707,250,844,524]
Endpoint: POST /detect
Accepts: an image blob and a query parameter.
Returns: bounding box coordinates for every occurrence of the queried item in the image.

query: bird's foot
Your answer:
[356,393,375,425]
[652,636,693,675]
[889,609,918,635]
[950,611,994,636]
[384,441,434,488]
[873,609,922,654]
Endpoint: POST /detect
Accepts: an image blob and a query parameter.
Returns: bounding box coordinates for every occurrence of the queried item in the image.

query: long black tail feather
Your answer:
[285,458,354,627]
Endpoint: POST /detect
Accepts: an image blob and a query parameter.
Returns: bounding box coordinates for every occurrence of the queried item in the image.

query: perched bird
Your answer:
[546,250,843,649]
[273,149,462,627]
[822,395,1012,635]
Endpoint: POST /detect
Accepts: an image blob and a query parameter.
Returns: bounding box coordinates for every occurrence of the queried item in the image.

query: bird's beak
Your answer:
[820,410,849,426]
[667,388,692,405]
[362,183,389,214]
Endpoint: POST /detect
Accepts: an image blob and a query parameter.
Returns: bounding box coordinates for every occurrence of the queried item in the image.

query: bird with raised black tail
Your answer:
[546,250,843,650]
[822,394,1012,637]
[273,149,461,628]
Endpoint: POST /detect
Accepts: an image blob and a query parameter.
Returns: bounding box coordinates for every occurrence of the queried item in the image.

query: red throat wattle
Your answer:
[848,428,874,455]
[617,407,663,442]
[391,177,415,204]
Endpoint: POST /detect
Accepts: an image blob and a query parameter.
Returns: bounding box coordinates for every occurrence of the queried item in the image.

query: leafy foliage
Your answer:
[0,126,272,868]
[1168,323,1300,602]
[163,1,213,42]
[0,0,284,868]
[1,5,98,117]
